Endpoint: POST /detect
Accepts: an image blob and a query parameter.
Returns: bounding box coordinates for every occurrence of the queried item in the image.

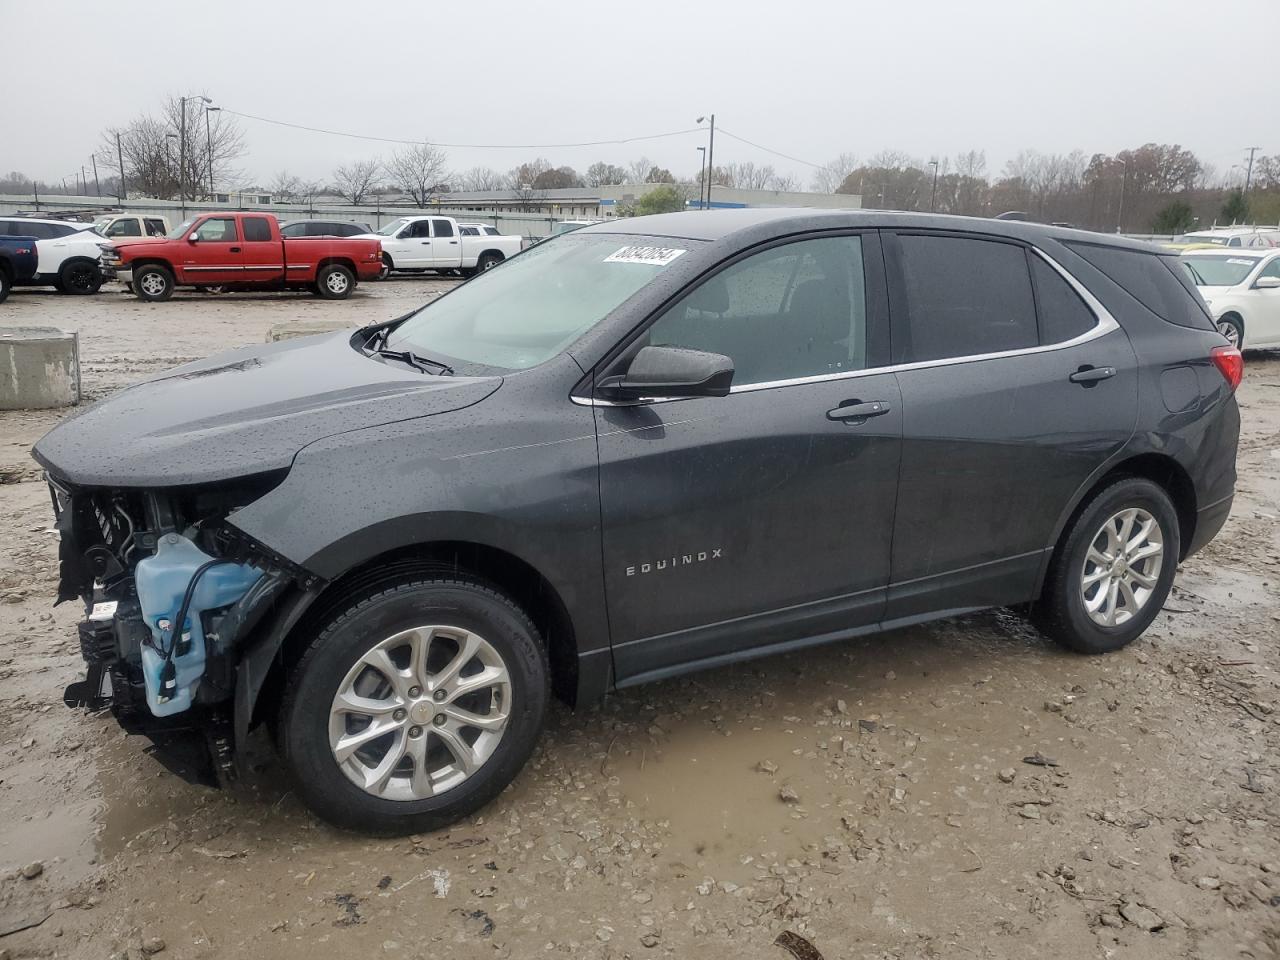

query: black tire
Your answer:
[1033,477,1180,654]
[57,258,103,295]
[376,253,393,281]
[0,268,10,304]
[278,577,549,835]
[1215,314,1243,350]
[316,263,355,299]
[132,264,174,302]
[475,252,503,273]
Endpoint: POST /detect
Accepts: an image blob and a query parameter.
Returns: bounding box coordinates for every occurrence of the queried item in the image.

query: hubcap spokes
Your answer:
[1216,321,1240,348]
[141,275,165,295]
[328,626,511,800]
[1080,507,1164,627]
[327,273,348,293]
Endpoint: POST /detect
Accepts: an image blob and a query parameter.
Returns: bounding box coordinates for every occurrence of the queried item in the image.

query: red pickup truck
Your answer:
[102,212,383,301]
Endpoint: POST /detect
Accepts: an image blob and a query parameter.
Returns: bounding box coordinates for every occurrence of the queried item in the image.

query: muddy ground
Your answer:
[0,279,1277,960]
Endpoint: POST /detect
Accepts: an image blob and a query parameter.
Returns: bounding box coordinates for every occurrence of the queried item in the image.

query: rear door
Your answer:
[179,216,242,284]
[430,218,461,267]
[239,215,285,282]
[882,231,1137,619]
[595,232,902,683]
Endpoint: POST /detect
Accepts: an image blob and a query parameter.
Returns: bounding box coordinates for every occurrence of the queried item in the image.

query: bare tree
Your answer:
[627,156,653,183]
[159,96,245,199]
[332,159,380,204]
[456,166,506,192]
[98,115,181,200]
[811,152,858,193]
[586,162,626,186]
[771,174,802,192]
[267,170,303,202]
[721,162,778,190]
[507,159,552,208]
[384,141,450,207]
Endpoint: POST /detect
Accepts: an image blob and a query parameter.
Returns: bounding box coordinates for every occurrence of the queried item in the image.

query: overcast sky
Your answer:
[3,0,1272,190]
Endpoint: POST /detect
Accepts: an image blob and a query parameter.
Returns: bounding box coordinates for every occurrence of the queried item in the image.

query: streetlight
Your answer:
[696,147,707,210]
[204,104,221,200]
[177,94,212,217]
[928,159,939,212]
[697,115,715,210]
[165,132,180,198]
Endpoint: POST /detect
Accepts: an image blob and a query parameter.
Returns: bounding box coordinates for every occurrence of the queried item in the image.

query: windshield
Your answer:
[385,234,697,371]
[1175,234,1228,246]
[92,216,112,235]
[167,218,196,239]
[376,218,411,237]
[1180,255,1261,287]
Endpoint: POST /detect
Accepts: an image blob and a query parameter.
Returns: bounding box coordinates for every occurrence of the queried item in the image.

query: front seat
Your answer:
[787,279,852,373]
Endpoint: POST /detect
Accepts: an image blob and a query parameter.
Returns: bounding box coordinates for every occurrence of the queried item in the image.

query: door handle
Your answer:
[1069,365,1116,385]
[421,241,432,245]
[827,400,891,422]
[229,246,241,253]
[449,240,458,244]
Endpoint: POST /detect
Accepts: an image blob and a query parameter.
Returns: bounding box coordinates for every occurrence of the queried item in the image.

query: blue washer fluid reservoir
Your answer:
[136,533,262,717]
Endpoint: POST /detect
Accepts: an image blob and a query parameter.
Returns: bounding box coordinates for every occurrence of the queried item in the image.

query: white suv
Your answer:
[0,217,105,294]
[1180,248,1280,348]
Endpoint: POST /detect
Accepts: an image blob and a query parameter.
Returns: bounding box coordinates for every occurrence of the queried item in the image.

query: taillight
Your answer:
[1210,345,1243,391]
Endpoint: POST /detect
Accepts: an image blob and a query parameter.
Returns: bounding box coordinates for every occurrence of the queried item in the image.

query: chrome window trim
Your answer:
[571,245,1118,407]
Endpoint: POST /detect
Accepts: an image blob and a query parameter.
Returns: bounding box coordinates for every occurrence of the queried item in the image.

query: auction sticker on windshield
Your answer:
[604,245,686,266]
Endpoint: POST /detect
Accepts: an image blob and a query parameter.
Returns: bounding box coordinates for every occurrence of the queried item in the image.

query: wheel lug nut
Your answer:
[393,709,406,721]
[408,726,422,738]
[433,714,446,726]
[408,686,421,698]
[433,689,446,702]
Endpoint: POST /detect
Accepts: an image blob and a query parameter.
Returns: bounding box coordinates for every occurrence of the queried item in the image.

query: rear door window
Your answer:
[1066,242,1212,329]
[893,234,1037,363]
[432,219,455,238]
[280,223,304,238]
[242,217,273,242]
[145,219,167,237]
[1031,256,1097,344]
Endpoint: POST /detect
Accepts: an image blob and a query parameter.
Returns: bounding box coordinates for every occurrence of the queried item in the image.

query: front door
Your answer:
[178,216,242,284]
[595,233,902,684]
[399,219,433,268]
[882,231,1138,619]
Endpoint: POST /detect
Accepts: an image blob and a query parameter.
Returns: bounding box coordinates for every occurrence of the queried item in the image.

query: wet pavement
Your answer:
[1,280,1277,959]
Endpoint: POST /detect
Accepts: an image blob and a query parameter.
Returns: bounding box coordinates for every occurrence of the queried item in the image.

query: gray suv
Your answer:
[35,209,1240,834]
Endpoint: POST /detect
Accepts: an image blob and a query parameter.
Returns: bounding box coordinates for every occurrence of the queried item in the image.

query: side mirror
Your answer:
[1254,276,1280,290]
[600,345,734,400]
[187,232,200,243]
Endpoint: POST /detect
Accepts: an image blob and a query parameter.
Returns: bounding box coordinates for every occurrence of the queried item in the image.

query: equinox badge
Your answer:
[626,548,723,577]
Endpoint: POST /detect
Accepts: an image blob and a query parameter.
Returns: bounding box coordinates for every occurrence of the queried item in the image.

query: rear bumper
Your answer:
[355,261,382,281]
[1185,493,1233,559]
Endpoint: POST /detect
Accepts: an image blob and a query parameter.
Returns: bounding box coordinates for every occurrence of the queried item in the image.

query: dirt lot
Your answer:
[0,280,1277,960]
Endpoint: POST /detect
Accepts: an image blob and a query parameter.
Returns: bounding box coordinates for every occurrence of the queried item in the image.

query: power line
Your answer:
[716,128,825,169]
[220,108,702,150]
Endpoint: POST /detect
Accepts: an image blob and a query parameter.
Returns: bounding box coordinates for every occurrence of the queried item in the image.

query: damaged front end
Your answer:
[49,470,308,780]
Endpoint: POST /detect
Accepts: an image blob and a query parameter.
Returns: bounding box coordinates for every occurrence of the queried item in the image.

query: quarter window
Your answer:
[145,219,167,236]
[1031,256,1096,344]
[1066,242,1212,330]
[646,235,868,385]
[895,234,1037,363]
[242,217,273,242]
[1259,258,1280,281]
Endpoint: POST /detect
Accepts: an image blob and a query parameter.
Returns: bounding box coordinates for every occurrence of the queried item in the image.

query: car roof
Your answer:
[1178,247,1276,257]
[576,208,1163,253]
[2,216,94,228]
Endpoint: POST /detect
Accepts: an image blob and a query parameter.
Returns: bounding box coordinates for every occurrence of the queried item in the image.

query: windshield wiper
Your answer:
[373,348,454,375]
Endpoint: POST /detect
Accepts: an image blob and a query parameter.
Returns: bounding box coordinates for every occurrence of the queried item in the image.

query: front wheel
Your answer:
[132,264,174,302]
[1033,477,1179,654]
[376,254,394,281]
[279,577,549,834]
[1216,315,1243,350]
[316,264,355,299]
[57,259,102,295]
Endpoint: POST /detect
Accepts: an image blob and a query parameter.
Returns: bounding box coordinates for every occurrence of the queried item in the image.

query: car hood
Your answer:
[33,331,500,488]
[106,236,172,252]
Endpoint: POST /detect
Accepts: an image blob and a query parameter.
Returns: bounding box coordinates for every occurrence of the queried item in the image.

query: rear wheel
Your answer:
[376,254,394,281]
[1033,477,1179,654]
[57,258,102,295]
[0,268,11,303]
[279,577,549,834]
[133,264,174,302]
[476,252,503,273]
[1216,314,1243,349]
[316,264,355,299]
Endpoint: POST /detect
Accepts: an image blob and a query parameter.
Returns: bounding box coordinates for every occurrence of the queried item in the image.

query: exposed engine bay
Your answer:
[48,470,303,778]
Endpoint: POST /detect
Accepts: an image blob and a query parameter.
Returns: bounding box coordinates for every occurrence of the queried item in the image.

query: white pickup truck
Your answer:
[364,215,522,278]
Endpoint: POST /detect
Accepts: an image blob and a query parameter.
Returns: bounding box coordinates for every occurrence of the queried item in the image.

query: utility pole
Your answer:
[1116,159,1128,234]
[1244,146,1260,200]
[205,105,221,199]
[116,132,126,202]
[697,147,707,210]
[91,155,101,197]
[928,159,939,212]
[179,96,188,217]
[697,115,715,209]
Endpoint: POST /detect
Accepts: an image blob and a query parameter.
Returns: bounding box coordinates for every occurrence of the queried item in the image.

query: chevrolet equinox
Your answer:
[35,209,1241,834]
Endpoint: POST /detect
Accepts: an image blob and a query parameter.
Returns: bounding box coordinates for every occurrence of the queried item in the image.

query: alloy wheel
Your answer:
[1080,507,1165,627]
[1216,319,1241,349]
[65,264,97,292]
[139,273,167,297]
[326,271,350,295]
[328,625,511,800]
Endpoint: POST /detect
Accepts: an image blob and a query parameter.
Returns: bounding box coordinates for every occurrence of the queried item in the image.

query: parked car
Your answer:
[1179,248,1280,349]
[281,219,374,238]
[456,222,506,238]
[364,215,522,278]
[0,216,104,294]
[93,213,170,239]
[0,235,39,302]
[101,212,383,301]
[1169,227,1280,250]
[37,209,1240,834]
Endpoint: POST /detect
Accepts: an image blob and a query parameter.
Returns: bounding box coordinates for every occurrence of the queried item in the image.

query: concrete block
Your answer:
[0,327,80,409]
[267,320,356,343]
